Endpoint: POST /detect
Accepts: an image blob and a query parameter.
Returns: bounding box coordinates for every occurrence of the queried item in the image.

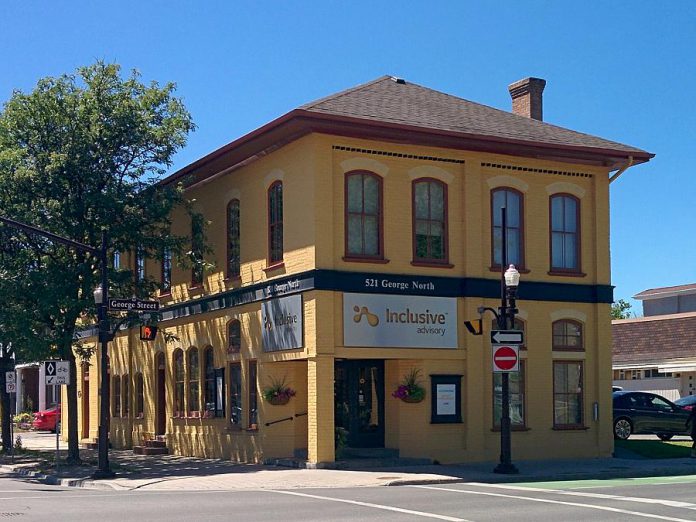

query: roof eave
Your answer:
[161,109,653,187]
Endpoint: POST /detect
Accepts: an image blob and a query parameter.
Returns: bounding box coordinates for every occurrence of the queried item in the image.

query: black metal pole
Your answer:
[494,207,518,474]
[93,231,114,479]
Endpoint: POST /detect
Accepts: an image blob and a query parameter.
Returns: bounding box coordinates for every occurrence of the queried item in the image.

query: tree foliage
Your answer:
[611,299,634,320]
[0,61,200,460]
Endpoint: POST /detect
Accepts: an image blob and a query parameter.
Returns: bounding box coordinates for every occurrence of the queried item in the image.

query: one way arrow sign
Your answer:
[490,329,524,345]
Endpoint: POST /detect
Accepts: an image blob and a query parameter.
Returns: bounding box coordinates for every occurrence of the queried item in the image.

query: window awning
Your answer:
[658,363,696,373]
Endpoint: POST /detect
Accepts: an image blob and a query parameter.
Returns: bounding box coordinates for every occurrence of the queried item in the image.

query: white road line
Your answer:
[271,490,470,521]
[413,485,695,522]
[468,482,696,510]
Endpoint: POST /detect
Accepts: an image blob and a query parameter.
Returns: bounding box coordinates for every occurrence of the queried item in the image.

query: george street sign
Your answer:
[492,344,519,373]
[491,329,524,345]
[44,360,70,386]
[108,298,160,312]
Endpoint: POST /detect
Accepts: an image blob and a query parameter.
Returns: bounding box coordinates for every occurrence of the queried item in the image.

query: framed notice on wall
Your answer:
[430,375,462,424]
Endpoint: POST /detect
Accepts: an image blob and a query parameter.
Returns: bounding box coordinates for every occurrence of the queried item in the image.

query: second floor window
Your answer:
[135,246,145,283]
[268,181,283,264]
[191,216,205,287]
[161,246,172,294]
[492,188,523,268]
[227,199,241,278]
[113,251,121,270]
[345,171,382,258]
[413,179,448,263]
[550,194,580,272]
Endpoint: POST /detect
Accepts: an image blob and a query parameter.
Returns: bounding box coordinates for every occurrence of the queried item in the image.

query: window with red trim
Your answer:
[227,320,241,354]
[492,188,523,268]
[227,199,241,278]
[345,171,382,258]
[550,194,579,271]
[553,361,584,427]
[188,348,199,415]
[191,215,205,287]
[173,349,184,416]
[135,373,144,419]
[268,182,283,264]
[413,179,448,262]
[122,374,130,417]
[552,320,584,351]
[112,376,121,418]
[248,360,257,428]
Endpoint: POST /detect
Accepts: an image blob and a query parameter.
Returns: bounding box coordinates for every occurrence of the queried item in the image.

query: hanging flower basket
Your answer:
[262,375,296,405]
[392,369,426,404]
[268,395,291,406]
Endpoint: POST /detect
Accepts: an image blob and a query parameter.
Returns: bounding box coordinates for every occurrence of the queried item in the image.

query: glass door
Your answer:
[335,360,384,448]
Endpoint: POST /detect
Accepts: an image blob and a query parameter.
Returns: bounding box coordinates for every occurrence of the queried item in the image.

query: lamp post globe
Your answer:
[504,264,520,288]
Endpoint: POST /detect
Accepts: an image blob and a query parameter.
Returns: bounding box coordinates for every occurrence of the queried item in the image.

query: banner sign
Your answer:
[262,294,304,352]
[343,293,458,348]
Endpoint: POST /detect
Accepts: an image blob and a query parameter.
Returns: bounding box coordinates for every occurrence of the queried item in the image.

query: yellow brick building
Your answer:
[69,76,652,466]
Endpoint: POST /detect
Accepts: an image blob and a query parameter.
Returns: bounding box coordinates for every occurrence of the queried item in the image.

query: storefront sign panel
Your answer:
[343,293,458,348]
[262,295,304,352]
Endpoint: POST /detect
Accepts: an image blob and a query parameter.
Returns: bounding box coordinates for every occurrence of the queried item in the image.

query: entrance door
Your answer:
[156,352,166,436]
[81,363,90,439]
[334,360,385,448]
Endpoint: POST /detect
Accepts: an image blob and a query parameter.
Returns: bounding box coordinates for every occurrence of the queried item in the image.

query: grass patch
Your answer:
[616,439,693,459]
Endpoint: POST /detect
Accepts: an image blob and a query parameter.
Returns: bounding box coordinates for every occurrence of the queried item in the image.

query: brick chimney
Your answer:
[508,77,546,121]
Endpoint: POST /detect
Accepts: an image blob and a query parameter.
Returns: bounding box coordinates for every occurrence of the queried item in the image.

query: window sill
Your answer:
[342,256,390,264]
[552,347,585,352]
[188,285,205,294]
[552,425,589,431]
[489,266,530,274]
[224,275,242,284]
[411,261,454,269]
[491,426,530,432]
[547,270,586,278]
[263,262,285,273]
[158,291,172,299]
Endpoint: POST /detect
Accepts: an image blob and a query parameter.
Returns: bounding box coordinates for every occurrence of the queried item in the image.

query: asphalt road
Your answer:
[3,472,696,521]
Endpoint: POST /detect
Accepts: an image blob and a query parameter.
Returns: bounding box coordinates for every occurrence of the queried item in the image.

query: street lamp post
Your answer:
[92,231,115,479]
[494,263,520,474]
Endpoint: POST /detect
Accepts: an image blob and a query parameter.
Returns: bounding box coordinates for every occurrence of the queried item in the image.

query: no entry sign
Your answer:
[492,344,519,373]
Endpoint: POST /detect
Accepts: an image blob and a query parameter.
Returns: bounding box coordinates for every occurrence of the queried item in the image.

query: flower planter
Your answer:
[268,396,290,406]
[401,396,424,404]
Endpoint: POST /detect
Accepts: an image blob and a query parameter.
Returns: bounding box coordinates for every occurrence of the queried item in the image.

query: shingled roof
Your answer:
[613,312,696,365]
[164,75,653,186]
[301,76,650,157]
[634,283,696,300]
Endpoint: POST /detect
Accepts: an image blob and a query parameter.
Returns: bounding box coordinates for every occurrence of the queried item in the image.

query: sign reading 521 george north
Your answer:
[343,293,458,349]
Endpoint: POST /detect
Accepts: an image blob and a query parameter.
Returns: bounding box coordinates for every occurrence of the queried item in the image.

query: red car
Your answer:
[33,405,61,432]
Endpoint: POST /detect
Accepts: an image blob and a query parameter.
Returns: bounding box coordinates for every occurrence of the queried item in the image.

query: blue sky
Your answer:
[1,1,694,313]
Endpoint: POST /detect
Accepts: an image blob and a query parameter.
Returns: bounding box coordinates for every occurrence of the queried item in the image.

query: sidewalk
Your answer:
[2,447,696,491]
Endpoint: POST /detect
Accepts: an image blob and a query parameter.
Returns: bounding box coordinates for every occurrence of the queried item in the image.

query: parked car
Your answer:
[32,404,61,432]
[612,391,690,440]
[612,386,623,392]
[675,394,696,411]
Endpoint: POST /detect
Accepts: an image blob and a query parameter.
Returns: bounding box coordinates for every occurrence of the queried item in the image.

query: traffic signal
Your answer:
[140,325,158,341]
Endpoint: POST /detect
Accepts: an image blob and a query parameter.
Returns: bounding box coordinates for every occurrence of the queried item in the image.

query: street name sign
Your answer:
[44,360,70,386]
[5,371,15,393]
[492,344,519,373]
[108,298,160,312]
[491,329,524,345]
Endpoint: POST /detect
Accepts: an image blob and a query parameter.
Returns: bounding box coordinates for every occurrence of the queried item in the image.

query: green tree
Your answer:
[611,299,634,320]
[0,62,201,461]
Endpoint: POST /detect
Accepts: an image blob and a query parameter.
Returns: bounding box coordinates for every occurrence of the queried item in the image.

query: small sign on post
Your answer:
[108,298,160,312]
[492,344,520,373]
[44,360,70,386]
[5,371,16,393]
[491,329,524,345]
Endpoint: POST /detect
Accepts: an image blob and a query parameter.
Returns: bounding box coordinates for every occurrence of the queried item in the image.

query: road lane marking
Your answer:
[468,483,696,510]
[271,490,470,521]
[413,485,695,522]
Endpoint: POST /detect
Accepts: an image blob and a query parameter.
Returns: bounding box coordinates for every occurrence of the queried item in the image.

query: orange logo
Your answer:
[353,306,379,327]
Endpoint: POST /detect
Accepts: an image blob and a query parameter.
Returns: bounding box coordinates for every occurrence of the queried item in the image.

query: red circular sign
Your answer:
[493,345,518,371]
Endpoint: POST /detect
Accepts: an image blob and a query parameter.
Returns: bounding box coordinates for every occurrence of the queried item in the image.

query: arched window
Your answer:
[492,188,524,268]
[122,374,130,417]
[191,214,205,287]
[227,199,241,278]
[135,373,144,419]
[161,246,172,294]
[413,179,448,263]
[228,320,241,354]
[173,350,184,416]
[550,194,580,272]
[345,171,383,259]
[135,246,145,283]
[112,376,121,418]
[268,181,283,264]
[203,347,216,416]
[552,320,584,351]
[188,348,200,415]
